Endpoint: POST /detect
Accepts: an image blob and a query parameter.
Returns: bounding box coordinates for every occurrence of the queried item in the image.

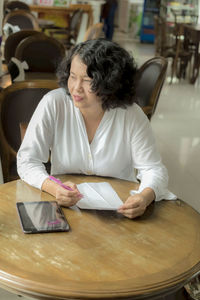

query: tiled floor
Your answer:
[0,289,27,299]
[0,30,200,299]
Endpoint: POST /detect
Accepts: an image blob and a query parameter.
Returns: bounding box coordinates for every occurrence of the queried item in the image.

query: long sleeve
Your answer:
[128,105,176,201]
[17,91,56,189]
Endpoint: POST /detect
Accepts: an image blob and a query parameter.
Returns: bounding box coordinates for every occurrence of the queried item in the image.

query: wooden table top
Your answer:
[30,4,93,13]
[30,4,93,27]
[0,174,200,299]
[184,23,200,32]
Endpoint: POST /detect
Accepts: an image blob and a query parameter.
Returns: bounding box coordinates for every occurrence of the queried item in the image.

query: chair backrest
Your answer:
[4,30,42,64]
[4,0,30,14]
[83,23,104,41]
[15,34,66,72]
[3,10,40,31]
[69,9,83,32]
[135,56,168,120]
[0,80,59,182]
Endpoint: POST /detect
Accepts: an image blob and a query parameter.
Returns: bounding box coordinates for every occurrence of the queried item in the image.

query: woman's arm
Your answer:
[118,105,176,219]
[17,92,56,189]
[130,105,172,201]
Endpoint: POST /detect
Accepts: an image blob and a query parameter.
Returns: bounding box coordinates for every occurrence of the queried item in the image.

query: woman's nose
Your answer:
[74,80,83,92]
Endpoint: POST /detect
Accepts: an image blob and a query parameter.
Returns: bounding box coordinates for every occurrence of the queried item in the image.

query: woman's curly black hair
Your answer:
[57,38,138,110]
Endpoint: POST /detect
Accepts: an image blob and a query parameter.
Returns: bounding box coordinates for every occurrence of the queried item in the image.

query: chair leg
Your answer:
[185,275,200,299]
[163,287,192,300]
[170,58,175,84]
[178,57,189,79]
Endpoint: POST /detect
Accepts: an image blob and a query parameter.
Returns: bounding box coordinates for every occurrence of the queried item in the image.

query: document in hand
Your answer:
[76,182,123,210]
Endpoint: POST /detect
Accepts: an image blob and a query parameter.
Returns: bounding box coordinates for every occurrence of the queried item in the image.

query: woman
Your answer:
[17,39,176,219]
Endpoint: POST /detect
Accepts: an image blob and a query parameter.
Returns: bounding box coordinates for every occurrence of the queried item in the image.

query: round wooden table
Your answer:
[0,175,200,300]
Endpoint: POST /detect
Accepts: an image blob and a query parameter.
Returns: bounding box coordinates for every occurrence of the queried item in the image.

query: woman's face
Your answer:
[68,55,102,113]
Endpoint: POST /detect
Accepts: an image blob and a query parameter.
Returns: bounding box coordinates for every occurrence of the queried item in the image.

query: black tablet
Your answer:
[16,201,70,234]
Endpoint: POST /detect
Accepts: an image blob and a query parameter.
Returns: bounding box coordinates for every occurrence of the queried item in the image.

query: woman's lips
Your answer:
[73,95,83,102]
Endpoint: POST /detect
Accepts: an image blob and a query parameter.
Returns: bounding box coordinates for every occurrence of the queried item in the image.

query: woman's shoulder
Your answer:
[118,103,147,120]
[40,88,71,107]
[127,102,144,113]
[44,87,68,101]
[119,103,149,129]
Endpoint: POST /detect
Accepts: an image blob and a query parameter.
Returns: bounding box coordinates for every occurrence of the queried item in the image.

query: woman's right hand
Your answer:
[55,181,83,207]
[42,179,83,207]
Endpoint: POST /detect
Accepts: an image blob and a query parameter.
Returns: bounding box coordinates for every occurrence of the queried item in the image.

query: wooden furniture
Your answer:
[30,4,93,28]
[135,56,168,120]
[38,18,55,33]
[167,23,200,84]
[0,174,200,299]
[15,33,65,73]
[4,29,42,65]
[183,24,200,84]
[48,9,83,49]
[168,22,192,82]
[83,22,104,41]
[3,9,40,31]
[4,33,64,82]
[4,0,30,14]
[0,80,58,182]
[154,16,192,83]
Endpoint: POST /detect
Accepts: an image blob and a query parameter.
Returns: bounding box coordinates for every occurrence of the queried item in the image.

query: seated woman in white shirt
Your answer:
[17,38,175,219]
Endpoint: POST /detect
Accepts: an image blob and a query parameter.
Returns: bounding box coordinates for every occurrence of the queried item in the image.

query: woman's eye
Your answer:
[70,74,76,80]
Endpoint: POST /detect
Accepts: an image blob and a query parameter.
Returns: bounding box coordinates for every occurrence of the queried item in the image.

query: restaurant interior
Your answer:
[0,0,200,299]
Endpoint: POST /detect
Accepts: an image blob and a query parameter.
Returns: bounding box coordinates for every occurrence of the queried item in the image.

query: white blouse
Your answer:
[17,88,176,201]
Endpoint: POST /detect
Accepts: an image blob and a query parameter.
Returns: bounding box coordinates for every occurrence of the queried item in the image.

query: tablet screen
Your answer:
[16,201,70,233]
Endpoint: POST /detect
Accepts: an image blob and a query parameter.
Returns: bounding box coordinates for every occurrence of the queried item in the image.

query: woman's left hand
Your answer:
[117,188,155,219]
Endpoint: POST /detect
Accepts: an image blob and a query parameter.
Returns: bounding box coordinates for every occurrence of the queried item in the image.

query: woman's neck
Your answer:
[80,107,105,123]
[80,108,105,144]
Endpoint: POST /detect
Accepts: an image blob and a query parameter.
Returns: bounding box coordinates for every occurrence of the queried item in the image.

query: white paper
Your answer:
[76,182,123,210]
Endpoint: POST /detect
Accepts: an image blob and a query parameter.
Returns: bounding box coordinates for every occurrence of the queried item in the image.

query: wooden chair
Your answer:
[3,10,40,31]
[83,23,104,41]
[0,80,59,182]
[135,56,168,120]
[14,34,65,79]
[169,10,197,82]
[154,15,191,82]
[49,9,83,49]
[181,25,200,84]
[4,30,43,64]
[4,0,30,15]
